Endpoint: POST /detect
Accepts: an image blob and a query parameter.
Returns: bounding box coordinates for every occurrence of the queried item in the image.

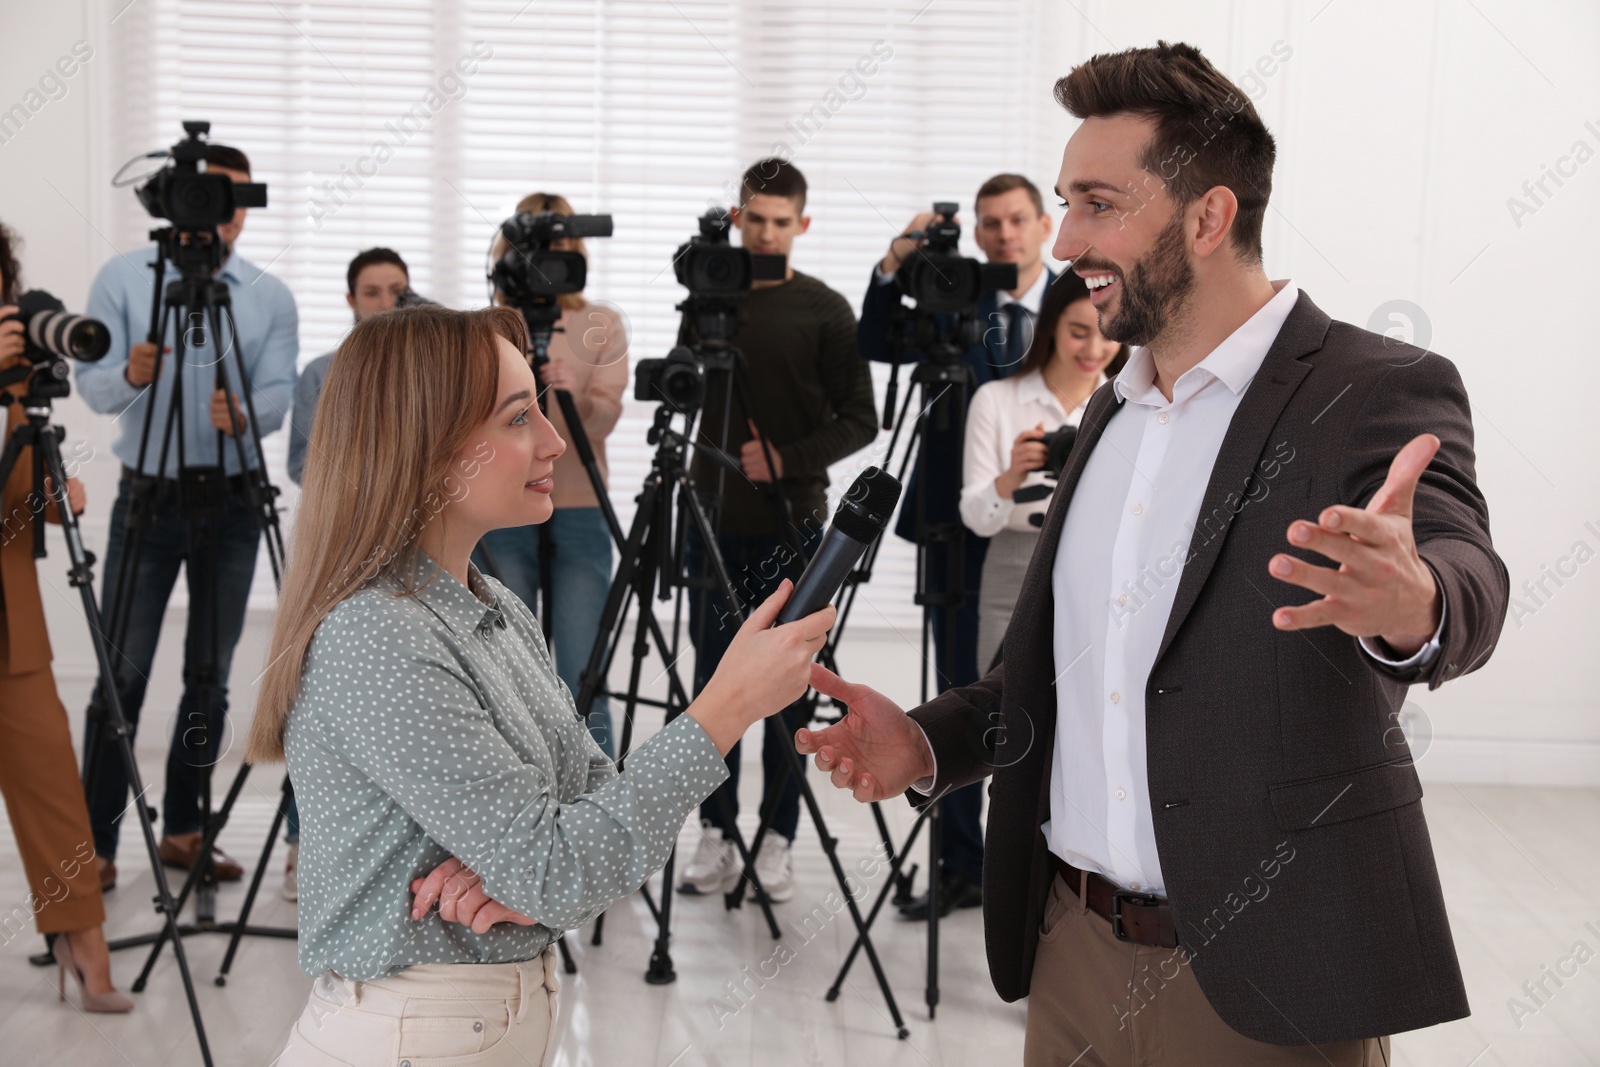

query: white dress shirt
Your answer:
[1042,279,1443,896]
[960,370,1103,536]
[909,279,1445,894]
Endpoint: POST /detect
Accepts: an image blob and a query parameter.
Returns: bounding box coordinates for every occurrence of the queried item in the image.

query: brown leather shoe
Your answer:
[158,833,244,881]
[95,857,116,893]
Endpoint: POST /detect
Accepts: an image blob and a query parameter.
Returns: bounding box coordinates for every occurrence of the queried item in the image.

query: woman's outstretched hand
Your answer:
[689,578,836,755]
[795,663,935,803]
[410,857,537,935]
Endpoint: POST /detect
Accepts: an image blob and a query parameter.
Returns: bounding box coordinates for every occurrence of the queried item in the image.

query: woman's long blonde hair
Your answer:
[494,191,590,313]
[247,304,529,762]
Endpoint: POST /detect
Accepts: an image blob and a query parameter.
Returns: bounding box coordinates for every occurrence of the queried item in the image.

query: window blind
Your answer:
[100,0,1072,634]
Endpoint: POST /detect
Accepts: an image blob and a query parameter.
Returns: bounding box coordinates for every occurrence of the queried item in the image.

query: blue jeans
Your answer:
[83,471,262,861]
[472,508,615,757]
[685,523,821,843]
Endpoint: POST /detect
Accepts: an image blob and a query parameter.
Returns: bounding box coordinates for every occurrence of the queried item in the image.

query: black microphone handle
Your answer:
[775,525,871,625]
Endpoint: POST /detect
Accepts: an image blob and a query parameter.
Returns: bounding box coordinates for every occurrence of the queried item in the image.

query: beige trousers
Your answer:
[1024,872,1391,1067]
[274,947,559,1066]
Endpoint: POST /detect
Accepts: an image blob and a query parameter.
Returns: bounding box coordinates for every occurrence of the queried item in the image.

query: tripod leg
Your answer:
[35,424,218,1066]
[555,935,577,975]
[767,694,911,1037]
[216,773,286,984]
[827,805,930,1002]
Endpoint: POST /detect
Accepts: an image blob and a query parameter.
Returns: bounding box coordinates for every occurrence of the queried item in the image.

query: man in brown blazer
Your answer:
[798,42,1508,1066]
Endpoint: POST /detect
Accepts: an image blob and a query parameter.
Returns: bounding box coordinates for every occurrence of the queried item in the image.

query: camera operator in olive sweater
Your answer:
[681,158,877,902]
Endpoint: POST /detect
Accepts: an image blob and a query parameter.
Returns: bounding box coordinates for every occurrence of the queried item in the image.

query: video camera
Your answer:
[136,121,267,231]
[894,201,1017,314]
[490,210,614,305]
[673,208,785,297]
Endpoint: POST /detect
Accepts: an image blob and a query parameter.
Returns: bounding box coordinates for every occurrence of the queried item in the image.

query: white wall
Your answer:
[2,0,1596,785]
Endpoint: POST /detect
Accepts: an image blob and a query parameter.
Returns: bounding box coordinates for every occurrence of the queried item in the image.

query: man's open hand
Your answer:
[795,663,935,802]
[1269,432,1443,655]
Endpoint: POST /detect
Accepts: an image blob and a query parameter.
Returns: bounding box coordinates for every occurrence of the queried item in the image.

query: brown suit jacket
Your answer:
[0,396,64,674]
[909,290,1508,1045]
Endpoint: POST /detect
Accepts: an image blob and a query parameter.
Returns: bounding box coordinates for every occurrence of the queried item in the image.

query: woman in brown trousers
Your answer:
[0,221,132,1012]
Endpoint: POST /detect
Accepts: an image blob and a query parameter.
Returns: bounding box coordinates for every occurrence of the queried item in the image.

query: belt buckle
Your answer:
[1110,889,1161,943]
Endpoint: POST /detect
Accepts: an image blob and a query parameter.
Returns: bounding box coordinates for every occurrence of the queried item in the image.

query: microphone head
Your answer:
[833,466,902,543]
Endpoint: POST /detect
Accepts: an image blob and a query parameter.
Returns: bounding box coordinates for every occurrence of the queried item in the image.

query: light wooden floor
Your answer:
[2,634,1597,1064]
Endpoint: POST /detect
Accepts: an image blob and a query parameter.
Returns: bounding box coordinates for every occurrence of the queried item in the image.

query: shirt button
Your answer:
[1157,412,1170,424]
[1131,882,1142,890]
[1109,691,1120,704]
[1132,503,1144,516]
[1116,594,1129,606]
[1116,788,1127,800]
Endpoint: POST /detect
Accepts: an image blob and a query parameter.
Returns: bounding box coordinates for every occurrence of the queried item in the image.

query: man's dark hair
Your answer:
[346,247,409,296]
[740,158,807,211]
[0,220,20,304]
[975,173,1045,217]
[204,143,252,176]
[1054,41,1275,263]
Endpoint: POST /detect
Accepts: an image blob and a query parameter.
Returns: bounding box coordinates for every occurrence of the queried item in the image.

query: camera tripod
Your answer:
[470,296,642,975]
[68,228,291,1067]
[820,303,986,1021]
[572,320,912,1037]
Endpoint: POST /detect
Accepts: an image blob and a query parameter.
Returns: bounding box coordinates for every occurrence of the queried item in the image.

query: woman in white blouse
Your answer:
[960,271,1126,673]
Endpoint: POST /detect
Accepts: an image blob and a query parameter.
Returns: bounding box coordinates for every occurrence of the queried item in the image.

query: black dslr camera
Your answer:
[894,201,1018,314]
[3,292,110,367]
[490,210,614,305]
[1,291,110,401]
[1013,424,1078,527]
[672,208,785,297]
[633,345,706,409]
[136,121,267,231]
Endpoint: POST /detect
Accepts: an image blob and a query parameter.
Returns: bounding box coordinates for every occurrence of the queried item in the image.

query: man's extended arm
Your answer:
[857,266,912,366]
[1338,353,1508,689]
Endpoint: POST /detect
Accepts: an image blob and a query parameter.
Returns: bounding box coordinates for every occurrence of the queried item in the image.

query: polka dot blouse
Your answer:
[283,548,728,981]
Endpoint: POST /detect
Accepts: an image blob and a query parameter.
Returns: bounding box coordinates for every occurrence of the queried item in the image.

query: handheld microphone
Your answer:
[776,466,903,625]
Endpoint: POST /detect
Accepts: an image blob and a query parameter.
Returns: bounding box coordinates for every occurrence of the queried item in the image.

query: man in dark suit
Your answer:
[801,41,1507,1066]
[858,173,1056,917]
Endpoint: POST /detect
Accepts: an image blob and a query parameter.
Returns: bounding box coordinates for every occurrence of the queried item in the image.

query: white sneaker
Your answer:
[753,835,795,903]
[678,823,739,895]
[281,843,299,903]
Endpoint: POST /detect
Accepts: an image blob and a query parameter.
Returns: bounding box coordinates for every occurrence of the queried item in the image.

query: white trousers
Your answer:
[273,947,559,1066]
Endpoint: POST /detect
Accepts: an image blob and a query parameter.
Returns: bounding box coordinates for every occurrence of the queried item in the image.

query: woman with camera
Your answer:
[472,192,628,757]
[250,304,832,1065]
[960,271,1127,673]
[0,221,132,1012]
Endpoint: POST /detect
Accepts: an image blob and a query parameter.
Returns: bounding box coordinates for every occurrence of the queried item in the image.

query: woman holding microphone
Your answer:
[250,304,832,1065]
[960,272,1125,673]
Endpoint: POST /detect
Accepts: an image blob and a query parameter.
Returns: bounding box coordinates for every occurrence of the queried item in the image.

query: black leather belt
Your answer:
[1054,854,1179,948]
[121,464,253,494]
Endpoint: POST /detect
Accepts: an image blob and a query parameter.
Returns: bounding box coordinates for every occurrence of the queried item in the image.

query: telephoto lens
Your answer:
[8,290,112,362]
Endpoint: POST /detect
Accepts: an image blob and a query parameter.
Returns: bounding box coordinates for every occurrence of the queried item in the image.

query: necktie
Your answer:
[1000,301,1030,374]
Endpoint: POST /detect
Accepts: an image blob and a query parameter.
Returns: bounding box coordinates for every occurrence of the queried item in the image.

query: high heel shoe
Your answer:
[53,933,134,1013]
